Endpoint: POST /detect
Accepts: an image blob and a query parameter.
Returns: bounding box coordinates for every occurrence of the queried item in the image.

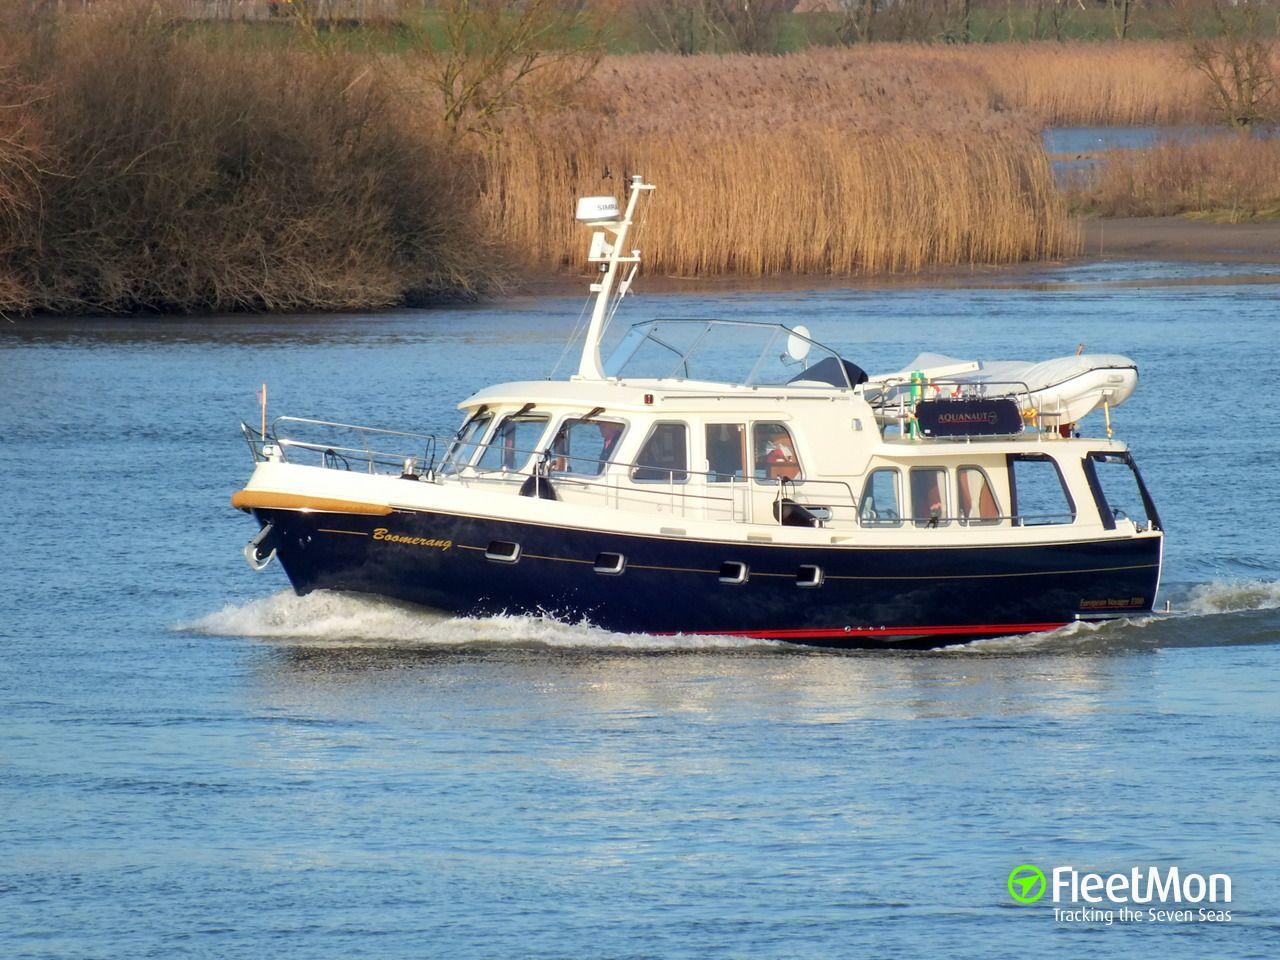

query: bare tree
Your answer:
[940,0,973,42]
[1108,0,1139,40]
[637,0,718,54]
[1181,0,1277,132]
[835,0,879,44]
[704,0,796,53]
[417,0,604,139]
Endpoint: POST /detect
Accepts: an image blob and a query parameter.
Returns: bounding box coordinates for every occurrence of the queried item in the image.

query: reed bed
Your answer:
[478,48,1079,277]
[1068,136,1280,221]
[950,42,1207,126]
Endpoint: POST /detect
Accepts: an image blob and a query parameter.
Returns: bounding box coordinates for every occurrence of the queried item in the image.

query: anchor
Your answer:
[243,522,280,571]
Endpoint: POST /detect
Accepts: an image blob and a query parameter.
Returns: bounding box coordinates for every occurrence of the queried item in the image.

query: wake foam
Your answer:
[1183,579,1280,615]
[183,590,783,652]
[184,579,1280,655]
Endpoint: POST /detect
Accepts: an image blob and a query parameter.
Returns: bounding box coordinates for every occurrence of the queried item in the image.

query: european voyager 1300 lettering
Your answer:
[231,176,1163,648]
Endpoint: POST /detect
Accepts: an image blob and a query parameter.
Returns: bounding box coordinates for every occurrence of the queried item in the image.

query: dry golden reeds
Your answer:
[1068,135,1280,221]
[478,47,1080,277]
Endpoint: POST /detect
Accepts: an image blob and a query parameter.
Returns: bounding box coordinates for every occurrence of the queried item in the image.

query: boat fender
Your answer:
[772,498,819,528]
[519,474,559,501]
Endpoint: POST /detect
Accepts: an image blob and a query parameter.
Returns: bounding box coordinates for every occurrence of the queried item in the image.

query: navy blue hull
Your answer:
[249,507,1162,648]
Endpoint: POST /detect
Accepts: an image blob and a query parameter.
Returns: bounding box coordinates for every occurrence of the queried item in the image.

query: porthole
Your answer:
[484,540,521,563]
[796,565,824,588]
[719,561,749,585]
[594,552,626,575]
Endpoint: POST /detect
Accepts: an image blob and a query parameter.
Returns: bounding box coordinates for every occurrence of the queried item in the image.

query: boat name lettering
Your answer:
[372,528,453,550]
[1080,596,1145,609]
[936,411,999,425]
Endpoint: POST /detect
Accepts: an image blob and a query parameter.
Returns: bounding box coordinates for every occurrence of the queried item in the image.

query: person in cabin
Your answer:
[759,427,799,481]
[597,422,624,467]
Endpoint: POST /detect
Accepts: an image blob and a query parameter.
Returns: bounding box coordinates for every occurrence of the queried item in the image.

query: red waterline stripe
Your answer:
[673,621,1074,640]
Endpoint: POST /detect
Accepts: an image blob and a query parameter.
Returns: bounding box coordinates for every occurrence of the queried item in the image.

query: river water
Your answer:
[3,260,1279,958]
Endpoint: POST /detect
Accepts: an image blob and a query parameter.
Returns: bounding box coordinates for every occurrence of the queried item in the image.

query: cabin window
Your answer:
[910,467,949,527]
[1008,454,1076,526]
[631,422,689,483]
[440,411,491,474]
[957,466,1001,525]
[706,424,747,483]
[752,422,802,482]
[1085,452,1160,532]
[475,413,549,474]
[548,418,626,477]
[859,468,902,527]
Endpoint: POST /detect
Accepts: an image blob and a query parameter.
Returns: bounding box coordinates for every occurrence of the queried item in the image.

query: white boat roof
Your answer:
[460,376,862,414]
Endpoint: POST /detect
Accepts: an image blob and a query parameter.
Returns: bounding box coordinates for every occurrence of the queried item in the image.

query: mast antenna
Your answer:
[573,175,654,381]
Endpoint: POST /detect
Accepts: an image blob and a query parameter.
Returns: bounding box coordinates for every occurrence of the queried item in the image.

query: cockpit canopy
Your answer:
[605,319,865,389]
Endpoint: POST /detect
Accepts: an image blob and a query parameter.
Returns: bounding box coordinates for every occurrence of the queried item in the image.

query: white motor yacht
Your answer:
[233,177,1163,647]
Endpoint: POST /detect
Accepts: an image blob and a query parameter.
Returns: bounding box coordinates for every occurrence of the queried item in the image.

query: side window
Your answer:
[752,422,802,482]
[632,423,689,483]
[957,466,1001,525]
[548,418,626,477]
[475,414,549,473]
[441,412,491,475]
[706,424,746,483]
[1009,454,1076,525]
[909,467,948,527]
[859,468,901,527]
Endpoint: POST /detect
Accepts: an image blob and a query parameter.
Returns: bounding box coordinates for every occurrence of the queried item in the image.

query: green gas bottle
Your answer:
[908,369,926,439]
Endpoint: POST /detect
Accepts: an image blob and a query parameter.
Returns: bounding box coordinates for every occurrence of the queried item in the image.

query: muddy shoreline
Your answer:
[516,217,1280,299]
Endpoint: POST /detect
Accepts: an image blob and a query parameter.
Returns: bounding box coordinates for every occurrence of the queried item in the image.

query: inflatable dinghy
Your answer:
[862,352,1138,427]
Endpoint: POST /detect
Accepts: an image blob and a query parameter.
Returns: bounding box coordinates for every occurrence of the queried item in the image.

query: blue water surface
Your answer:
[2,262,1278,958]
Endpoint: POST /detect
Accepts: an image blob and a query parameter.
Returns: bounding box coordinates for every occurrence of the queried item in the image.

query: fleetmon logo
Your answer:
[1008,864,1048,904]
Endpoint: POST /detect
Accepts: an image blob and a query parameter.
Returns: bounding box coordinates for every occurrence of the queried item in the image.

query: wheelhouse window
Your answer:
[706,424,746,483]
[631,422,689,483]
[752,422,802,482]
[548,418,626,477]
[1008,454,1076,525]
[475,413,549,474]
[957,466,1000,525]
[1085,452,1160,532]
[440,411,491,475]
[910,467,948,527]
[859,468,902,527]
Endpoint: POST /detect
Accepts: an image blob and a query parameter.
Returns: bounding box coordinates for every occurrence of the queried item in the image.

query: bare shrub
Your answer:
[1,0,499,314]
[1179,0,1277,131]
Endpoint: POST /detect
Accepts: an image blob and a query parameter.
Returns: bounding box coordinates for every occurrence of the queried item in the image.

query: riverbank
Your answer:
[2,4,1270,316]
[513,217,1280,299]
[1082,217,1280,264]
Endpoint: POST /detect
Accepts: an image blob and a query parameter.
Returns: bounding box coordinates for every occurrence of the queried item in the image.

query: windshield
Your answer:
[604,319,858,388]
